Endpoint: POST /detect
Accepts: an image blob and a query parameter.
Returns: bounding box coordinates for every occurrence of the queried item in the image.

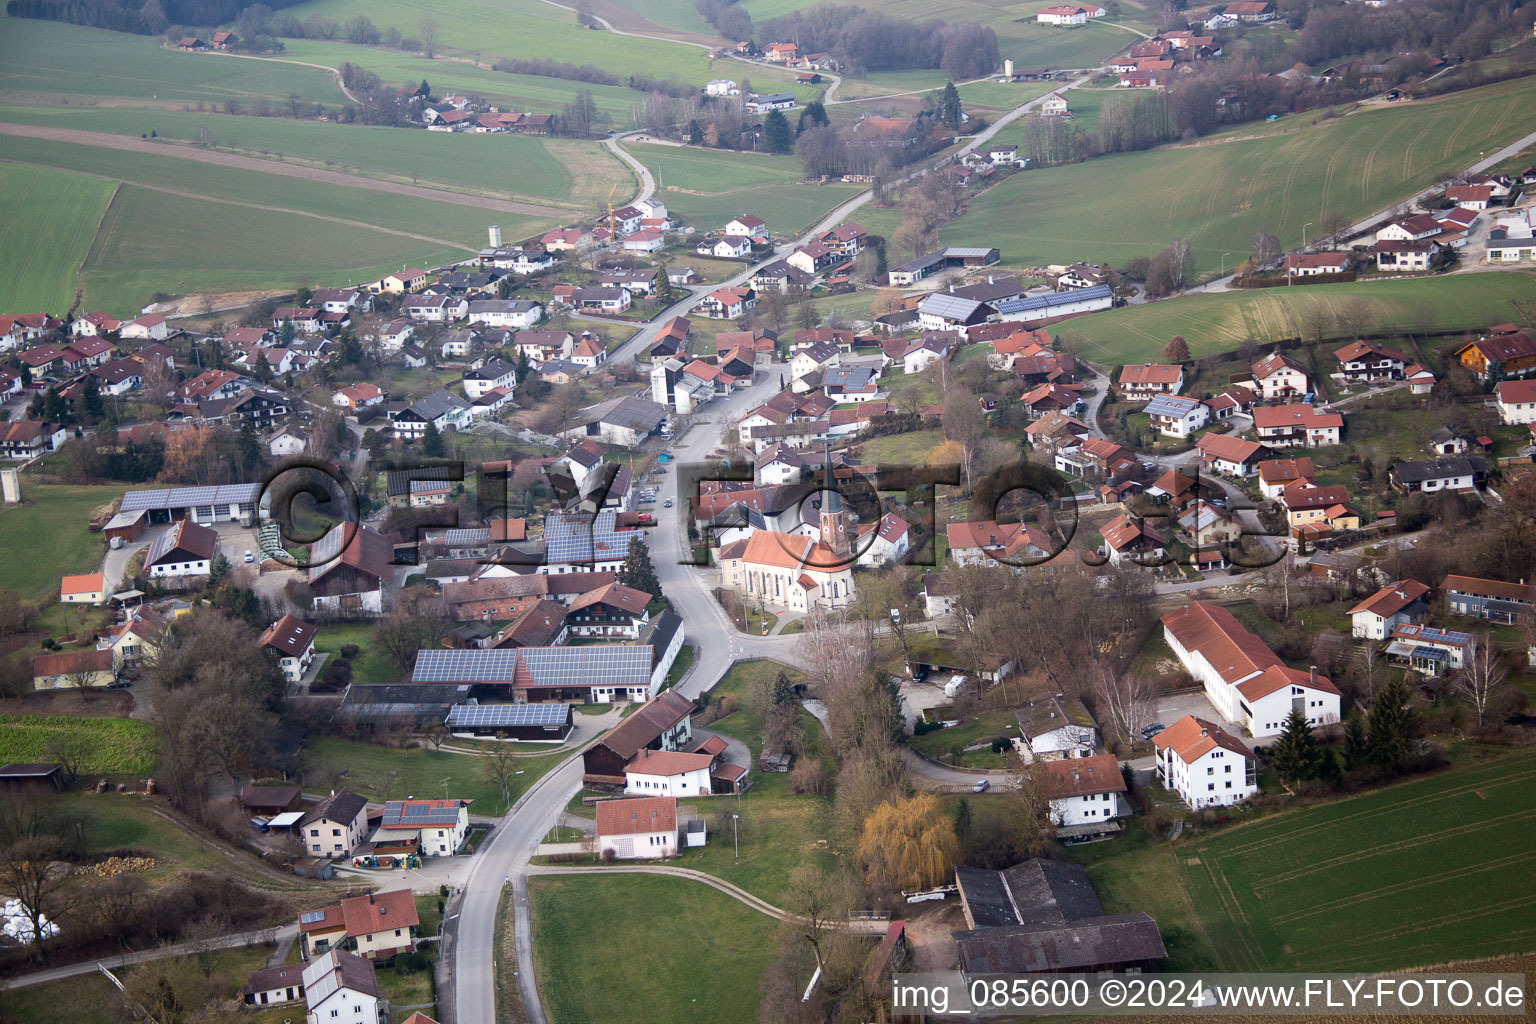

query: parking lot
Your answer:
[1148,687,1243,737]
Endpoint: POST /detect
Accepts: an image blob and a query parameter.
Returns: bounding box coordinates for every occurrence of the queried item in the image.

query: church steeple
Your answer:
[818,443,850,561]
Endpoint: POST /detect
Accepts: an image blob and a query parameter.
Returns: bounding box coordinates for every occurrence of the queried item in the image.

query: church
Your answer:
[717,450,858,614]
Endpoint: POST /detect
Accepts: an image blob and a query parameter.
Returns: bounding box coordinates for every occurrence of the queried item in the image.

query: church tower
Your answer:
[818,444,851,562]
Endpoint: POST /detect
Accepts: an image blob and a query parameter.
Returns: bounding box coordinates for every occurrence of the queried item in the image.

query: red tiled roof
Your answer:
[1236,664,1339,702]
[626,749,715,776]
[60,573,105,596]
[1348,579,1430,618]
[596,795,677,836]
[1038,754,1126,799]
[1118,363,1182,385]
[1153,715,1254,764]
[1160,601,1279,685]
[339,889,419,938]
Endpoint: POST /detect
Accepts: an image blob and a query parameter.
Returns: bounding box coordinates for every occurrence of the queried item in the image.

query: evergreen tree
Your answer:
[796,101,828,134]
[771,670,796,705]
[954,796,973,845]
[938,82,962,129]
[19,364,31,388]
[82,376,104,419]
[654,265,674,305]
[763,109,793,154]
[1367,675,1417,772]
[688,119,703,145]
[617,535,662,600]
[515,349,531,384]
[422,421,447,458]
[42,386,65,423]
[338,330,363,366]
[1342,707,1368,770]
[254,350,273,382]
[279,318,297,344]
[1268,709,1319,783]
[1316,748,1343,787]
[236,421,263,475]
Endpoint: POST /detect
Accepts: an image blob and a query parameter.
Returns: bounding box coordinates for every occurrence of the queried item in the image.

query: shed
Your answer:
[0,763,64,792]
[102,508,147,543]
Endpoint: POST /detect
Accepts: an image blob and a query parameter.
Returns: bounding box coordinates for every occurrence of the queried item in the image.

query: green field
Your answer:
[1178,750,1536,971]
[608,0,718,37]
[943,77,1536,278]
[311,623,401,685]
[631,143,863,235]
[528,873,778,1024]
[0,483,118,598]
[0,104,621,209]
[0,12,341,105]
[0,716,160,776]
[631,142,804,192]
[303,736,565,815]
[1064,272,1536,364]
[0,163,117,313]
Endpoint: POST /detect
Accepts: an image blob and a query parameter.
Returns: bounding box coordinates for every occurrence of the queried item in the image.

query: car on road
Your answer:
[637,513,653,524]
[663,498,673,508]
[972,780,990,793]
[1140,722,1167,740]
[244,550,255,563]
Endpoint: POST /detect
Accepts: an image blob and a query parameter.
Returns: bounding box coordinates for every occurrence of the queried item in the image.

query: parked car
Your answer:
[663,498,673,508]
[1140,722,1167,739]
[972,780,990,793]
[244,550,255,563]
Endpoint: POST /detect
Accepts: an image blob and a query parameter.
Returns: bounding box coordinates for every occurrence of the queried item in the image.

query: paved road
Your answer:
[604,130,657,206]
[0,925,296,991]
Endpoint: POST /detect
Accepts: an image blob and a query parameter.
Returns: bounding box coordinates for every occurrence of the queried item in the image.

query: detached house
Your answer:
[377,798,469,857]
[1333,340,1409,382]
[1117,363,1183,400]
[1250,403,1343,448]
[145,520,219,578]
[1441,574,1534,624]
[1145,394,1208,438]
[300,889,419,961]
[1388,456,1488,495]
[1495,379,1536,424]
[699,286,757,320]
[1196,432,1266,476]
[1349,579,1430,639]
[597,795,682,859]
[260,614,318,684]
[299,790,370,859]
[1248,351,1309,400]
[1454,327,1536,380]
[300,952,380,1024]
[1040,754,1126,831]
[1154,715,1257,810]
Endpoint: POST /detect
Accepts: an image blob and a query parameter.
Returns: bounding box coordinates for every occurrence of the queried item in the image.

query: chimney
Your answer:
[1310,665,1318,687]
[368,893,376,905]
[1199,726,1208,738]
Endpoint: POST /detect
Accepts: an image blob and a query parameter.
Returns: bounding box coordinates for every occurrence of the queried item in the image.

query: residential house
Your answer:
[1285,252,1349,277]
[1154,715,1257,809]
[1495,379,1536,424]
[242,964,305,1008]
[539,226,594,252]
[392,389,470,440]
[623,749,718,797]
[702,235,752,259]
[623,229,665,253]
[477,248,556,274]
[1020,383,1084,419]
[902,333,960,374]
[1257,457,1314,499]
[1040,754,1126,830]
[377,799,469,857]
[462,358,517,400]
[1426,427,1469,456]
[566,582,651,638]
[1334,339,1409,382]
[1117,363,1184,400]
[0,421,68,460]
[724,215,766,238]
[270,424,310,457]
[465,299,542,329]
[1349,579,1430,639]
[119,315,169,341]
[1038,5,1089,25]
[1250,403,1343,448]
[787,242,839,277]
[31,648,116,691]
[377,268,428,294]
[1385,623,1472,676]
[698,286,757,319]
[299,790,370,859]
[1441,575,1534,624]
[819,222,867,256]
[582,690,696,785]
[1388,456,1488,494]
[1101,513,1165,565]
[1376,213,1443,243]
[1454,327,1536,380]
[946,520,1051,567]
[372,319,414,354]
[402,294,467,323]
[1371,238,1437,271]
[1247,351,1310,400]
[301,952,380,1024]
[1016,694,1099,761]
[1446,184,1493,210]
[1145,394,1209,438]
[1176,501,1242,568]
[596,795,680,859]
[333,383,384,411]
[270,307,324,334]
[1405,363,1436,394]
[1278,481,1352,529]
[747,92,795,112]
[570,287,631,315]
[259,614,318,683]
[570,334,606,369]
[60,573,107,606]
[513,329,575,365]
[145,520,219,578]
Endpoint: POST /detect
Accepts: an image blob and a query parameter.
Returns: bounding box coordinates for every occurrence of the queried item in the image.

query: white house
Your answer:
[373,319,414,354]
[462,358,517,399]
[258,614,317,684]
[724,215,766,238]
[1495,379,1536,424]
[1161,601,1341,738]
[702,235,752,259]
[1039,754,1126,828]
[465,300,542,329]
[144,520,219,578]
[855,512,912,567]
[402,294,468,323]
[623,749,715,797]
[1145,394,1209,438]
[1248,351,1309,400]
[705,78,739,96]
[302,952,380,1024]
[623,229,666,253]
[1154,715,1257,810]
[392,389,471,439]
[378,798,469,857]
[596,795,679,859]
[299,790,370,858]
[1037,5,1088,25]
[1017,694,1099,761]
[1348,580,1430,639]
[119,315,169,341]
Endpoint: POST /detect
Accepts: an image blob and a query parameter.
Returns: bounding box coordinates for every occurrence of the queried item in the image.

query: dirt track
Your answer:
[0,121,571,218]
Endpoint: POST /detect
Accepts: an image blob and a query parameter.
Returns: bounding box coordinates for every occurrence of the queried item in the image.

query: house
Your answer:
[597,795,680,858]
[259,614,318,684]
[1177,500,1242,554]
[1446,184,1493,210]
[1160,601,1340,737]
[71,311,121,338]
[1278,480,1351,528]
[1349,580,1430,639]
[819,222,867,256]
[583,690,696,785]
[1037,4,1088,25]
[1250,403,1343,448]
[117,314,169,341]
[1204,385,1256,421]
[1404,363,1436,394]
[705,78,739,96]
[376,268,428,294]
[623,229,665,253]
[916,293,990,332]
[623,749,716,797]
[1285,252,1349,277]
[333,383,384,411]
[1197,433,1266,476]
[1441,575,1534,624]
[724,214,766,238]
[1154,715,1257,809]
[1385,623,1472,676]
[0,420,68,460]
[144,520,219,578]
[1017,693,1099,761]
[1020,382,1084,419]
[1117,363,1184,400]
[698,286,757,320]
[1145,394,1208,438]
[308,524,393,614]
[1257,457,1314,499]
[1100,513,1165,565]
[61,336,114,370]
[855,512,912,567]
[32,648,117,691]
[299,790,370,860]
[465,299,542,329]
[702,235,752,259]
[902,333,960,373]
[372,319,414,354]
[1388,456,1488,494]
[327,890,419,959]
[242,964,305,1008]
[477,248,556,274]
[96,606,167,669]
[392,389,470,440]
[401,294,467,323]
[270,307,323,334]
[1040,93,1071,116]
[1371,238,1437,271]
[377,798,469,857]
[1334,339,1409,382]
[1248,351,1309,400]
[1426,427,1469,456]
[946,520,1051,567]
[1495,379,1536,424]
[242,785,303,816]
[570,334,606,369]
[570,287,631,315]
[60,573,107,606]
[1454,327,1536,380]
[462,358,517,399]
[1039,754,1126,830]
[566,582,652,638]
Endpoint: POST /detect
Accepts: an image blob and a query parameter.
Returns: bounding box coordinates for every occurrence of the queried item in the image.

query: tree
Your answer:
[1457,634,1511,728]
[941,383,984,491]
[1367,675,1417,771]
[1321,208,1351,247]
[41,732,87,788]
[278,318,296,344]
[81,376,103,419]
[937,81,962,129]
[954,797,972,844]
[654,265,673,306]
[857,793,958,896]
[763,110,793,154]
[796,101,828,135]
[1250,229,1281,267]
[1163,335,1190,362]
[373,591,453,671]
[617,535,662,600]
[0,795,85,954]
[1342,706,1368,769]
[688,119,703,145]
[254,350,273,382]
[418,14,439,57]
[422,421,446,458]
[481,744,518,807]
[1268,708,1320,783]
[1092,665,1157,745]
[139,0,168,34]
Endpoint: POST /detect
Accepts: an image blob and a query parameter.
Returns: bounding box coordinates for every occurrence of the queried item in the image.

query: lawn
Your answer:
[303,736,565,815]
[0,104,619,209]
[0,12,342,105]
[0,163,117,314]
[1063,272,1536,364]
[60,791,238,878]
[527,873,778,1024]
[909,707,1017,767]
[0,482,120,599]
[942,76,1536,279]
[630,142,804,192]
[858,427,947,466]
[0,716,160,775]
[1175,747,1536,971]
[312,622,403,685]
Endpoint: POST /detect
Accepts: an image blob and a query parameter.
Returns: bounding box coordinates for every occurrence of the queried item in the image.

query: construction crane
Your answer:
[607,183,619,238]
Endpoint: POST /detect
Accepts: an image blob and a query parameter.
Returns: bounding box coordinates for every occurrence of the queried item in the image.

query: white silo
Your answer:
[1004,59,1014,79]
[488,225,503,247]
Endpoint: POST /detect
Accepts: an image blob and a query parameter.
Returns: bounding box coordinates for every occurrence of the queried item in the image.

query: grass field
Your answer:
[0,163,117,313]
[943,77,1536,279]
[311,623,401,685]
[0,104,622,209]
[1177,749,1536,971]
[1063,272,1536,364]
[0,13,341,105]
[0,716,160,775]
[303,736,564,815]
[527,873,778,1024]
[0,483,118,598]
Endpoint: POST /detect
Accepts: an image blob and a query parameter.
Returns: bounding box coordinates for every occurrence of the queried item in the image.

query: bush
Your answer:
[395,951,430,974]
[787,758,830,795]
[912,719,943,736]
[339,644,360,660]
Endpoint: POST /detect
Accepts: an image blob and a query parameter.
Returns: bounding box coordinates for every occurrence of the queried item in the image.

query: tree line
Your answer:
[6,0,302,34]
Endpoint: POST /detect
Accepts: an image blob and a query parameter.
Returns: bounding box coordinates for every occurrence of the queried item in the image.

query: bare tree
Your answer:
[480,744,519,808]
[41,732,88,788]
[1457,635,1509,728]
[1250,229,1281,268]
[0,797,79,956]
[1093,663,1157,745]
[418,14,439,58]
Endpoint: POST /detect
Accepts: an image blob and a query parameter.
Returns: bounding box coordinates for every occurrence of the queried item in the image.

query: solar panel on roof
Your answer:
[299,910,327,924]
[445,703,568,728]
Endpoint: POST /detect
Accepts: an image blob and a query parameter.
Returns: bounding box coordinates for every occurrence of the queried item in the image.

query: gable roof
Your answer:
[1160,601,1278,685]
[1348,579,1430,618]
[1251,351,1306,380]
[259,614,318,657]
[1197,432,1264,464]
[1118,363,1181,385]
[596,795,677,836]
[594,690,695,760]
[303,789,369,828]
[61,573,106,596]
[1038,754,1126,799]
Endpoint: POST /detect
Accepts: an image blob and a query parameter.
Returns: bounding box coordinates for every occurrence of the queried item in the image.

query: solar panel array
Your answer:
[443,528,490,547]
[382,799,462,827]
[444,703,569,728]
[518,645,652,688]
[299,910,327,924]
[309,523,351,569]
[545,509,641,564]
[119,482,261,512]
[413,648,522,683]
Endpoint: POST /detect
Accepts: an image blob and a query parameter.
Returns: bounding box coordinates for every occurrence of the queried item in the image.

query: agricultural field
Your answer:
[0,716,160,776]
[527,873,779,1024]
[303,736,565,815]
[605,0,719,38]
[943,77,1536,279]
[0,483,119,599]
[0,13,341,105]
[1178,748,1536,971]
[1062,272,1536,364]
[630,142,805,192]
[0,104,623,209]
[0,163,117,313]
